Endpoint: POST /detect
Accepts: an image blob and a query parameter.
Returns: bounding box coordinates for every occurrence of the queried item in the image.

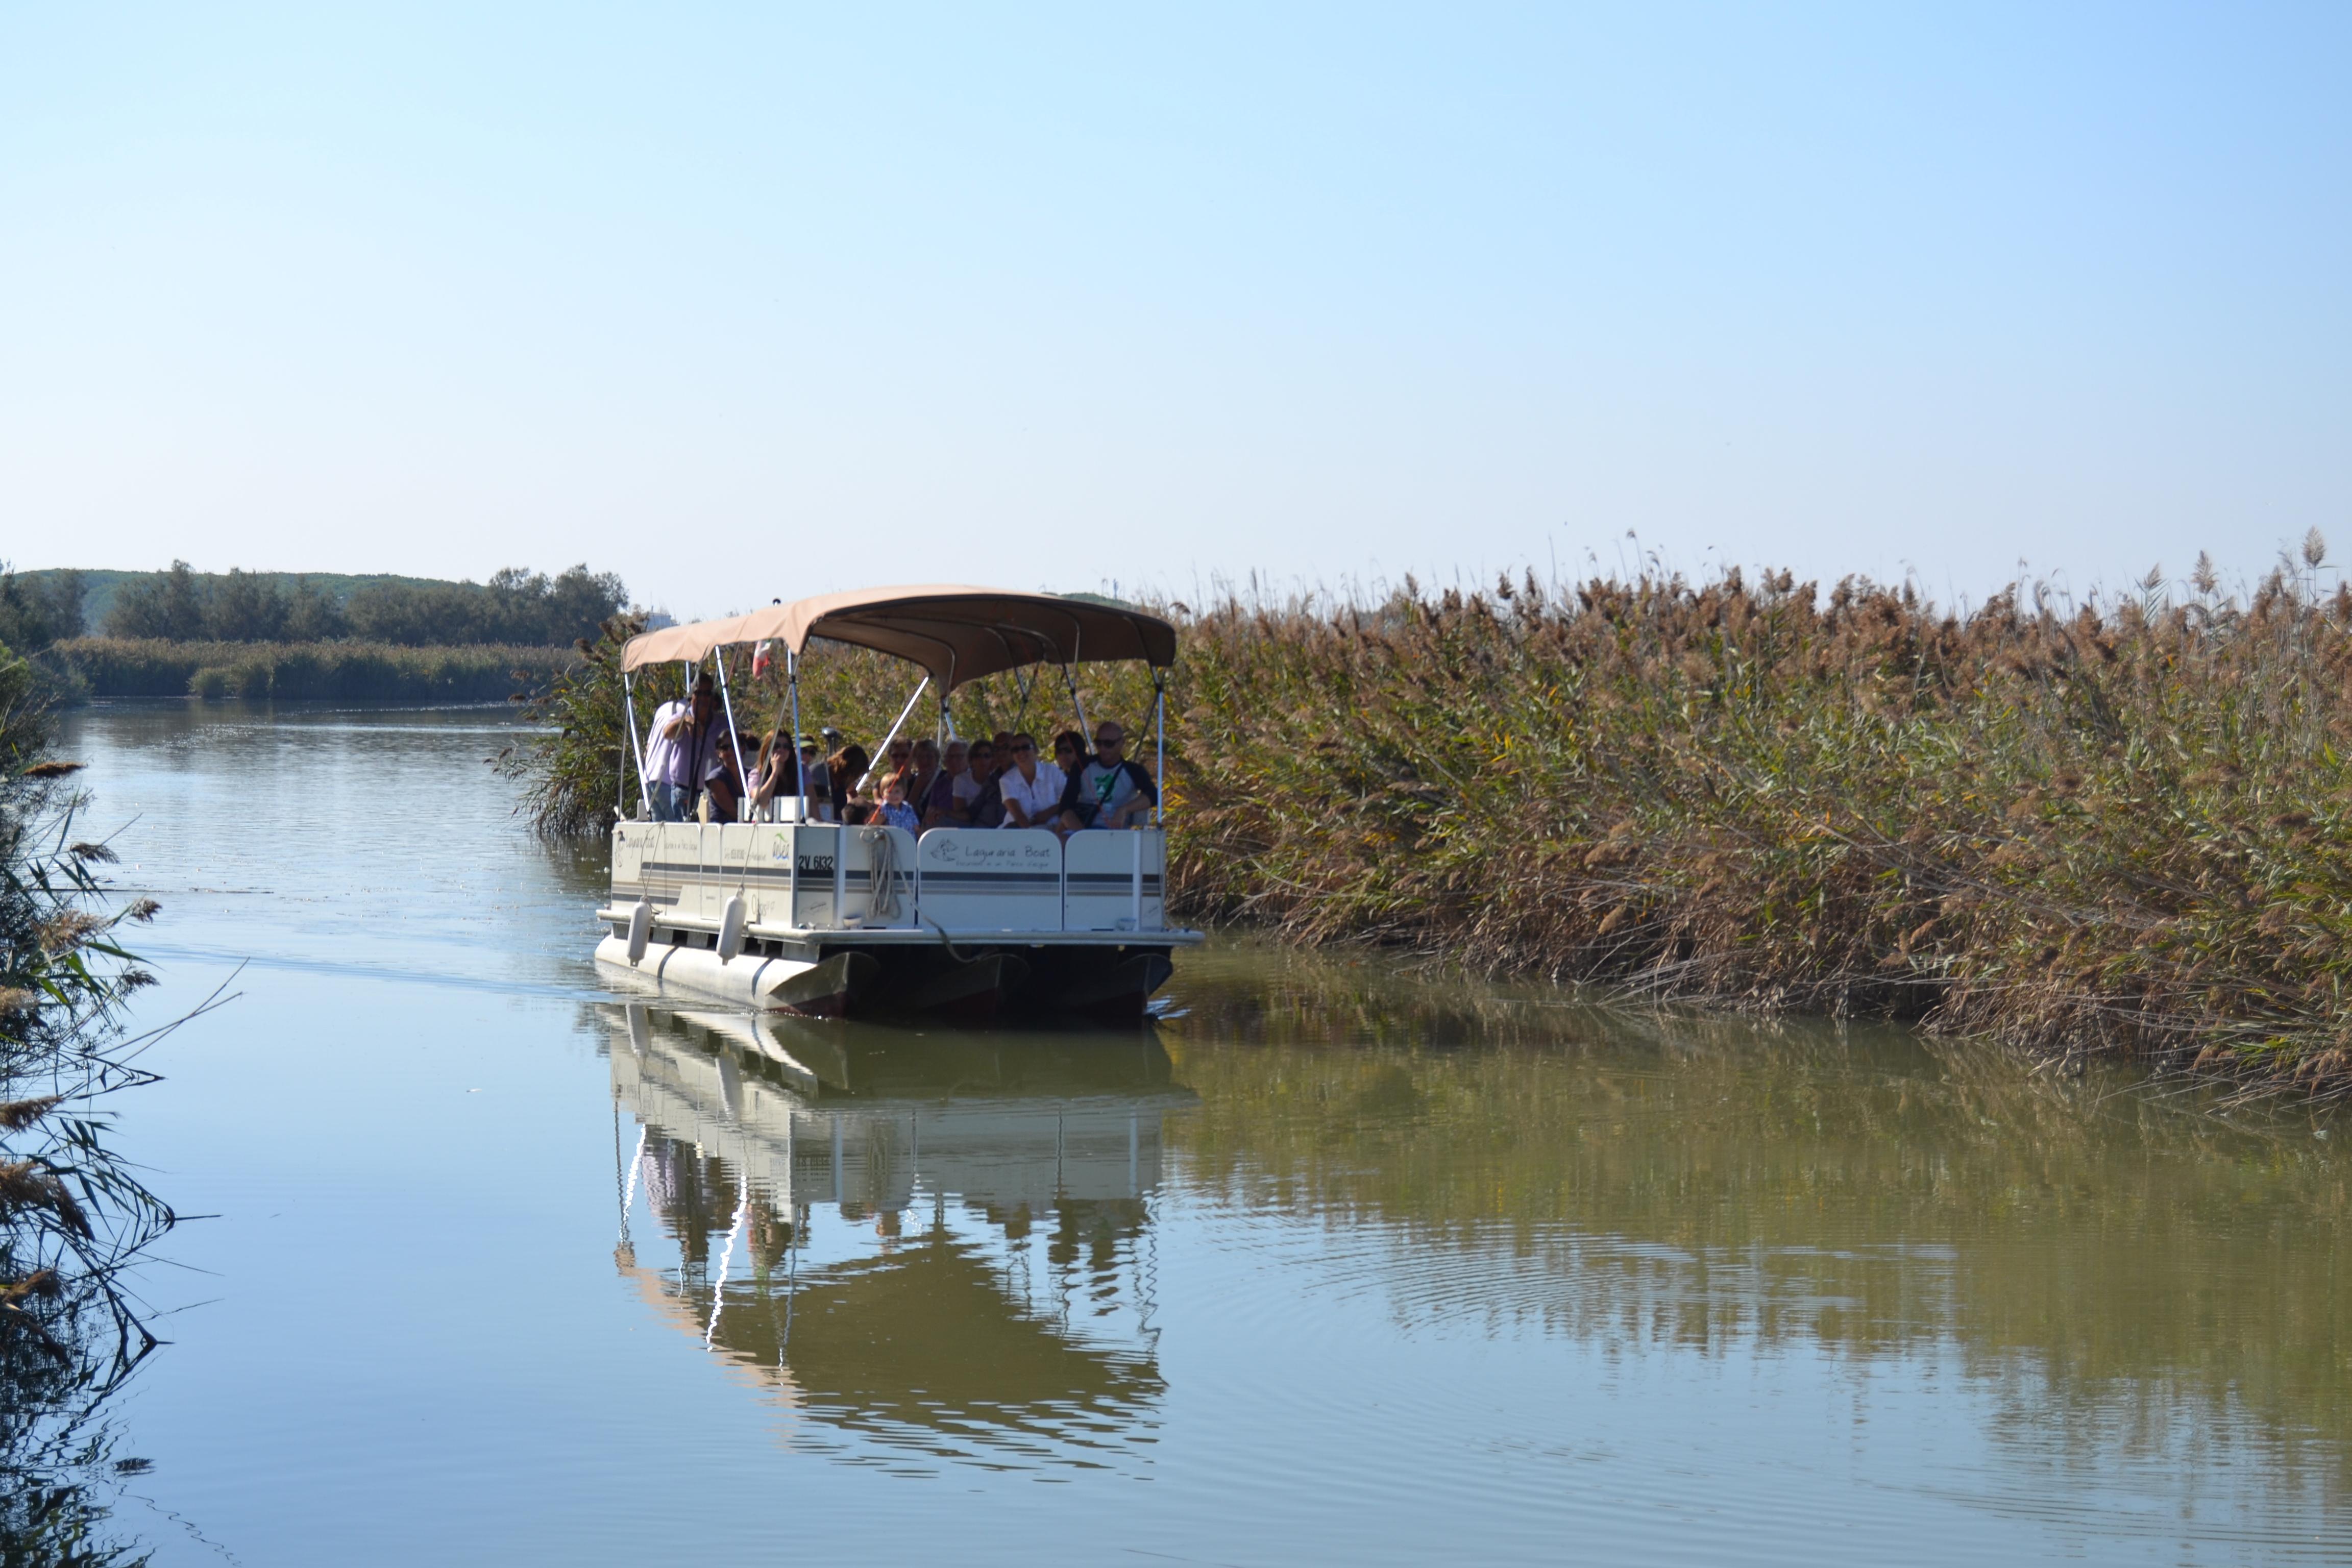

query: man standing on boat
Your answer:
[643,674,718,822]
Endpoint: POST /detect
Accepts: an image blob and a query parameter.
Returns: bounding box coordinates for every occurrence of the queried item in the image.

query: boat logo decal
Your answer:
[921,836,1061,872]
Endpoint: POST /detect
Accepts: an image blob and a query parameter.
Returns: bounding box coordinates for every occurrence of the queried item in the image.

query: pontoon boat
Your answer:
[594,585,1202,1023]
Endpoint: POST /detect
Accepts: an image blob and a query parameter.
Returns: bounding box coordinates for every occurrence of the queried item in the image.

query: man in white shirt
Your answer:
[996,732,1065,831]
[642,675,716,821]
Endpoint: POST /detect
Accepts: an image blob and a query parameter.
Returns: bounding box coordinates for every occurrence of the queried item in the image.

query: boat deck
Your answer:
[597,821,1197,1022]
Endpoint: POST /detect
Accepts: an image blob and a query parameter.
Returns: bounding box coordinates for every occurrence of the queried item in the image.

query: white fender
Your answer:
[626,899,653,965]
[718,894,746,962]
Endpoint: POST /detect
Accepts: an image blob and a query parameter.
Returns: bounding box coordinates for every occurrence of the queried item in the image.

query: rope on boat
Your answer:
[860,826,908,924]
[921,913,978,965]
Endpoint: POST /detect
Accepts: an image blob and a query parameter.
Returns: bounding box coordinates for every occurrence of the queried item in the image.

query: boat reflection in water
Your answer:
[601,1003,1192,1472]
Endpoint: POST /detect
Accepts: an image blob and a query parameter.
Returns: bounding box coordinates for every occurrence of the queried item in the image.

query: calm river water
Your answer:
[56,703,2352,1564]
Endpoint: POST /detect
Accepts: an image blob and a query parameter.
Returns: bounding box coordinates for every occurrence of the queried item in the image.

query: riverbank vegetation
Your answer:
[0,573,88,660]
[0,561,613,706]
[101,561,626,647]
[41,638,578,702]
[2,561,627,651]
[513,548,2352,1095]
[1,643,180,1563]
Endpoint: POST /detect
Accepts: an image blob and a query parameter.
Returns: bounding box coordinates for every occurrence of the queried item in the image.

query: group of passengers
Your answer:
[641,674,1156,837]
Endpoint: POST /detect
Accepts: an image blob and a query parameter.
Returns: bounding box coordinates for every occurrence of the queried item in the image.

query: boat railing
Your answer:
[610,821,1169,937]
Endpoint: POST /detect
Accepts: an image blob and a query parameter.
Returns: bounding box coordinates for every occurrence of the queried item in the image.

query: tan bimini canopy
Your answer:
[617,610,768,671]
[620,585,1177,690]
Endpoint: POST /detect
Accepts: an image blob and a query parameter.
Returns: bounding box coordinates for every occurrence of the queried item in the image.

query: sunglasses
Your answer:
[1012,742,1035,753]
[1094,736,1122,746]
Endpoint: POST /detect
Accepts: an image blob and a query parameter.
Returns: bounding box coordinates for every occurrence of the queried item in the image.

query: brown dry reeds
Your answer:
[1168,560,2352,1093]
[515,557,2352,1094]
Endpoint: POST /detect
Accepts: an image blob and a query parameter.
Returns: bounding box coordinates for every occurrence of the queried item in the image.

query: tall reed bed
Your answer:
[514,557,2352,1092]
[1,646,180,1563]
[1172,558,2352,1092]
[43,638,577,702]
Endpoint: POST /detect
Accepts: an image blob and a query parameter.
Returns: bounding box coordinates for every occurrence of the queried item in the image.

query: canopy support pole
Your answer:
[1010,665,1038,732]
[863,676,931,788]
[787,648,806,820]
[1064,625,1090,738]
[762,683,793,820]
[715,651,748,822]
[1152,670,1166,827]
[622,670,651,818]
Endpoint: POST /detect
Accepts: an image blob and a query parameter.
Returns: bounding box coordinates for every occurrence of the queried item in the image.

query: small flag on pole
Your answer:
[751,640,774,679]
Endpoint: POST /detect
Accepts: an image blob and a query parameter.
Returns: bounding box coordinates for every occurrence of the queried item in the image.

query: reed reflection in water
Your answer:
[1163,944,2352,1549]
[604,944,2350,1556]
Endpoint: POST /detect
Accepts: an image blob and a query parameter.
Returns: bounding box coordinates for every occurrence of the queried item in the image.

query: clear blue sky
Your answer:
[3,3,2345,618]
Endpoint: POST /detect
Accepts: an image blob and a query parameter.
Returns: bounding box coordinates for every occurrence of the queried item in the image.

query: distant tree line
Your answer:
[99,562,627,647]
[0,568,86,652]
[103,565,344,643]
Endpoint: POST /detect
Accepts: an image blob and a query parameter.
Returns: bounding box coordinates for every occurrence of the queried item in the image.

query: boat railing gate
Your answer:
[611,823,1168,936]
